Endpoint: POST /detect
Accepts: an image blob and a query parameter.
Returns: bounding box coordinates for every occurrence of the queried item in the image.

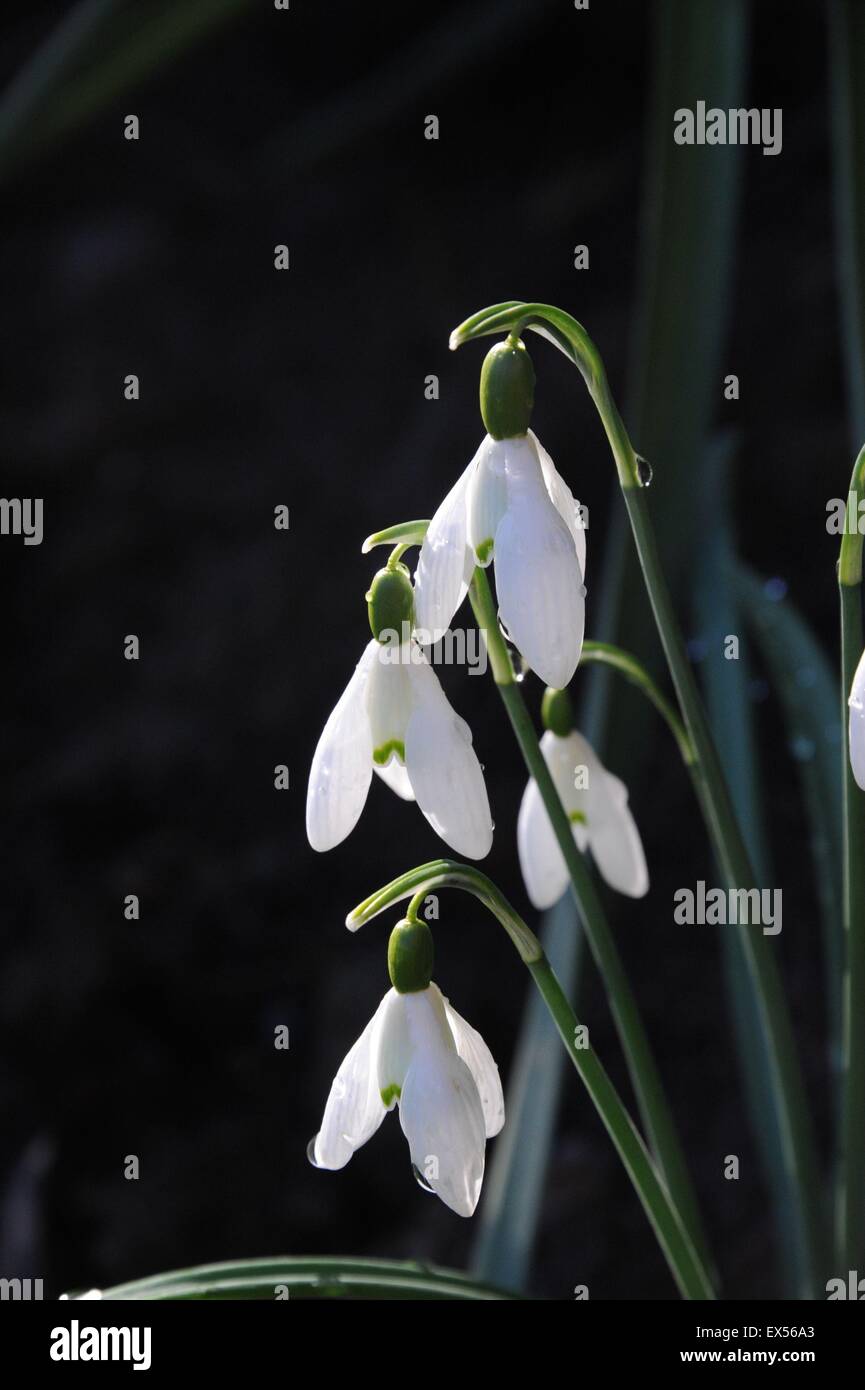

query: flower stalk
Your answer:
[451,299,824,1295]
[349,860,715,1300]
[467,565,713,1282]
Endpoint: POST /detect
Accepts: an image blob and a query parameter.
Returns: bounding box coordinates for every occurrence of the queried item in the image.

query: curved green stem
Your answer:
[349,861,715,1301]
[453,299,825,1297]
[468,567,714,1286]
[362,519,431,554]
[580,640,694,765]
[348,857,541,964]
[837,444,865,1272]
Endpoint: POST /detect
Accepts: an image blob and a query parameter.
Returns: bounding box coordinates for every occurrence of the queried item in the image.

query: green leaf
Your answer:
[0,0,251,181]
[732,562,843,1085]
[830,0,865,447]
[63,1256,521,1301]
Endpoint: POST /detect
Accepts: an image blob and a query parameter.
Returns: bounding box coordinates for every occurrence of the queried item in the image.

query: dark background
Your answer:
[0,0,848,1299]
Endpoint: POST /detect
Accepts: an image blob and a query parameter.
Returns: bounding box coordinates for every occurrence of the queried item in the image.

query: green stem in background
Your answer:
[451,300,824,1296]
[349,861,715,1301]
[831,0,865,449]
[467,567,714,1285]
[836,445,865,1273]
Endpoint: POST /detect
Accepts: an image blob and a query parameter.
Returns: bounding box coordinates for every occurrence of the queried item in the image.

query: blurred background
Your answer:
[0,0,858,1300]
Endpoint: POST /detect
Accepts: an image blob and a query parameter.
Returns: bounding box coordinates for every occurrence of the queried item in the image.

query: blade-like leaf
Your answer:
[64,1256,521,1301]
[733,562,843,1081]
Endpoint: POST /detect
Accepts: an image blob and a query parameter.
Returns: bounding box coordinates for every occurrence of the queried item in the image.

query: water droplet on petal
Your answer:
[636,456,653,487]
[412,1163,435,1194]
[307,1136,322,1168]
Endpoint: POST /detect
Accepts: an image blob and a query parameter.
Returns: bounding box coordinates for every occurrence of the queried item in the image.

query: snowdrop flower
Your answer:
[306,563,492,858]
[849,646,865,790]
[414,337,586,688]
[518,687,648,907]
[310,917,503,1217]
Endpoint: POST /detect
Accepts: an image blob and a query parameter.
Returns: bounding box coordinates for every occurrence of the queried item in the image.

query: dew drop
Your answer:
[636,455,653,487]
[412,1163,435,1194]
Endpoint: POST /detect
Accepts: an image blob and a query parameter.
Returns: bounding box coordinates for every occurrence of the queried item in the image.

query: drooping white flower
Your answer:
[306,639,492,859]
[849,646,865,790]
[311,981,504,1217]
[414,430,586,689]
[518,728,648,907]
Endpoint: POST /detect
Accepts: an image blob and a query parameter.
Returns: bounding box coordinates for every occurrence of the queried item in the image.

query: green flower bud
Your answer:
[541,685,574,738]
[388,916,434,994]
[479,336,535,440]
[366,564,414,644]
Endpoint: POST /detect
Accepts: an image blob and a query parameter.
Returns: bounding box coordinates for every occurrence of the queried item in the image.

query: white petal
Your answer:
[313,994,389,1169]
[541,729,588,837]
[494,440,585,688]
[365,642,412,765]
[587,772,649,897]
[531,430,587,578]
[305,643,375,851]
[374,988,412,1106]
[404,652,493,858]
[466,436,508,565]
[399,989,486,1217]
[373,759,415,800]
[517,771,570,910]
[443,993,504,1138]
[413,452,477,642]
[849,647,865,790]
[565,730,649,898]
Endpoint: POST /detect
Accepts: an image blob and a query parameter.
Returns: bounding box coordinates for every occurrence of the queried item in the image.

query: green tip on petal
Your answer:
[479,337,535,440]
[388,917,435,993]
[542,686,575,737]
[380,1083,401,1106]
[373,739,405,767]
